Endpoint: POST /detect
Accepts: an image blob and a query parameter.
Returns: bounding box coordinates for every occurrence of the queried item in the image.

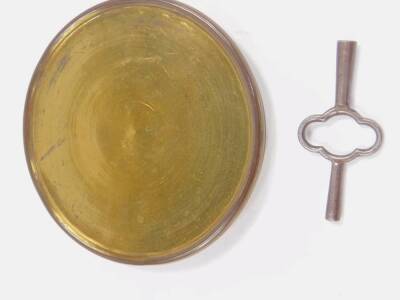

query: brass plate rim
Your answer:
[24,0,266,265]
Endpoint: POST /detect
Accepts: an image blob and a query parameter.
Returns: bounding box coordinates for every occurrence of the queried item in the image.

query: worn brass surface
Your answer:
[25,0,264,264]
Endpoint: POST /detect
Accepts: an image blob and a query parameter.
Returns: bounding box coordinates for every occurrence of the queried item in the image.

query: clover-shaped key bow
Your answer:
[298,41,383,222]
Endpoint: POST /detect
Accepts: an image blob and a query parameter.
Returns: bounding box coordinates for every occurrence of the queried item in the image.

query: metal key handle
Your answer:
[298,41,383,222]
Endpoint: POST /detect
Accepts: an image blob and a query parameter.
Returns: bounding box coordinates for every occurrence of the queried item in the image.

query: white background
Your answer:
[1,0,399,299]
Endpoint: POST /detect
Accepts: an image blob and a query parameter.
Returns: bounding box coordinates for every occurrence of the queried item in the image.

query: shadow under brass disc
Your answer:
[24,0,265,264]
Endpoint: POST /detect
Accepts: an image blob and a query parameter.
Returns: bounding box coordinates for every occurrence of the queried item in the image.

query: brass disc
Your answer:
[24,0,265,264]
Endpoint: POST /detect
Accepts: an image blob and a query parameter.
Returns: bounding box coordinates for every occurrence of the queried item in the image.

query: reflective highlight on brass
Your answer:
[24,0,264,264]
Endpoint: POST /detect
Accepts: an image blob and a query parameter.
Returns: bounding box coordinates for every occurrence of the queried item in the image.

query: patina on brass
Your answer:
[24,0,265,264]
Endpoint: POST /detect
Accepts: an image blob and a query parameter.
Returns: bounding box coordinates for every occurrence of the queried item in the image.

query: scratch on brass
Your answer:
[40,138,66,162]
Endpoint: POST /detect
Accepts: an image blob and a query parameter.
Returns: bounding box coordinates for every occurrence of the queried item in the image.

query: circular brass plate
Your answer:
[24,0,265,264]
